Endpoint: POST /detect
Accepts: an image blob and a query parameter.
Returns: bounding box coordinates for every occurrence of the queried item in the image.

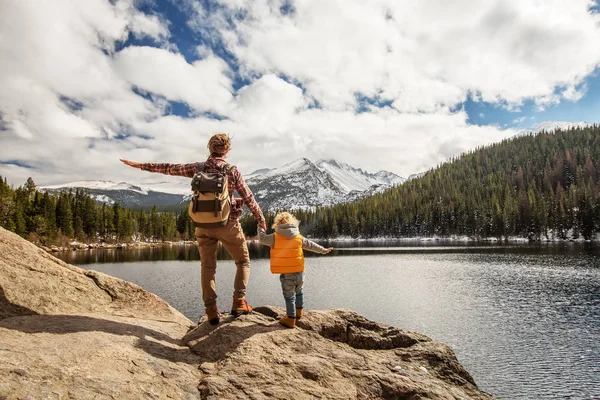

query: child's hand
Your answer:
[325,247,333,253]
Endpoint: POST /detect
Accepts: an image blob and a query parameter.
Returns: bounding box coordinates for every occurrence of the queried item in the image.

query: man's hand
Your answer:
[120,159,142,169]
[259,221,267,231]
[325,247,333,253]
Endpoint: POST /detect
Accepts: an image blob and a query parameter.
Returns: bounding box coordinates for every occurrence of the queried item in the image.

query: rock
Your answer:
[0,227,495,399]
[0,227,200,399]
[182,306,493,399]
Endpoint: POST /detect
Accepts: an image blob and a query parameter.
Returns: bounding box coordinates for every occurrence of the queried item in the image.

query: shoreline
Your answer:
[40,240,198,253]
[40,234,597,253]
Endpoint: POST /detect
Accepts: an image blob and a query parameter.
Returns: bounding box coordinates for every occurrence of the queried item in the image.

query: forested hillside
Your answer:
[244,125,600,240]
[0,178,195,245]
[4,125,600,244]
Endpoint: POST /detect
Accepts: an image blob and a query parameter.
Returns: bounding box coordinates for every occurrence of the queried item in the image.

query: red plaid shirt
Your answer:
[140,157,264,224]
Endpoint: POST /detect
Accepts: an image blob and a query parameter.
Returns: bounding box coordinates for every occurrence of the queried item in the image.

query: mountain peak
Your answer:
[245,158,405,210]
[261,158,316,177]
[318,159,341,168]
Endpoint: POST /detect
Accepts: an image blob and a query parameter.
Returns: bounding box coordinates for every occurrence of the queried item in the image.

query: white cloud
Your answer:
[1,0,600,188]
[562,84,587,102]
[535,93,561,111]
[116,101,515,181]
[232,74,308,134]
[187,0,600,110]
[0,0,169,183]
[129,11,169,41]
[113,46,234,115]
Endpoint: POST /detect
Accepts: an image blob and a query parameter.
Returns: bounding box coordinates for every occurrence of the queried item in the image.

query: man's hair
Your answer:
[208,133,232,157]
[272,212,300,229]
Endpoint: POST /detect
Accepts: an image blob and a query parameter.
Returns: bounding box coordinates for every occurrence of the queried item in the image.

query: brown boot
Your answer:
[296,308,303,320]
[279,316,296,328]
[231,298,253,316]
[204,304,220,326]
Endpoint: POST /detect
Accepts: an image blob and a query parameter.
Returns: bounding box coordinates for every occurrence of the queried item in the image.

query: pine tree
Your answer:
[56,193,74,238]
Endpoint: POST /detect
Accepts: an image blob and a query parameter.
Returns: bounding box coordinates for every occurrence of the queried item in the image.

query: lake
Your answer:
[55,241,600,400]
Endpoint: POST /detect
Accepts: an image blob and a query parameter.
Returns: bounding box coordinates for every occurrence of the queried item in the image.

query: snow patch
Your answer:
[92,194,115,205]
[515,121,591,137]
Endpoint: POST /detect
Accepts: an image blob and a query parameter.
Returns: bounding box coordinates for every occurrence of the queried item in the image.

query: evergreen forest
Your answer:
[2,125,600,244]
[243,125,600,241]
[0,178,196,245]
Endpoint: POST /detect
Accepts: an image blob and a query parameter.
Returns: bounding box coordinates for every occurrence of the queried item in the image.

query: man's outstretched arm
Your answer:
[120,159,198,178]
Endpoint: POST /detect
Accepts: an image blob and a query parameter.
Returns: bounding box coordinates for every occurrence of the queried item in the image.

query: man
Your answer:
[120,133,266,325]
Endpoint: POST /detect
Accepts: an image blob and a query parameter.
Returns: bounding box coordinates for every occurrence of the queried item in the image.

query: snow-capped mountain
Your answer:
[315,160,404,192]
[40,159,405,210]
[41,180,190,209]
[516,121,591,136]
[246,158,404,210]
[42,180,190,195]
[244,168,274,180]
[244,158,345,210]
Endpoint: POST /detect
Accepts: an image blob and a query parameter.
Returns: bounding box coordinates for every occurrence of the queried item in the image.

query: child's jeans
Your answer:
[280,272,304,318]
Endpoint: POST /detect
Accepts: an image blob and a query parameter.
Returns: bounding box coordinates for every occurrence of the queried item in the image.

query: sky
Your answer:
[1,0,600,188]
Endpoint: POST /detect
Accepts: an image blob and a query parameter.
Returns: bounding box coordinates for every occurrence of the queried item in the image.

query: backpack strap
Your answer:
[221,163,236,175]
[202,159,236,174]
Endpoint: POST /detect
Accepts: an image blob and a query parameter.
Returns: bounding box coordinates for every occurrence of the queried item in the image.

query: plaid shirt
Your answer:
[140,157,264,224]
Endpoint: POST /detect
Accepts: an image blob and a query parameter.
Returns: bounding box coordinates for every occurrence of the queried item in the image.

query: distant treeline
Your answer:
[0,177,197,245]
[4,125,600,244]
[243,125,600,240]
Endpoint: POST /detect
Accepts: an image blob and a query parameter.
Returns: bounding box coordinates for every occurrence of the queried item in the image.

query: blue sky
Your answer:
[465,67,600,128]
[1,0,600,186]
[128,0,600,129]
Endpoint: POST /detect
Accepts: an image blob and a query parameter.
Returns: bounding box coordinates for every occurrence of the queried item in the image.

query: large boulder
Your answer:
[0,227,495,399]
[0,227,201,399]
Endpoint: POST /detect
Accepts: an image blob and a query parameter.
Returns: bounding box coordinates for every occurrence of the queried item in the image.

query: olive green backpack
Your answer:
[188,162,236,228]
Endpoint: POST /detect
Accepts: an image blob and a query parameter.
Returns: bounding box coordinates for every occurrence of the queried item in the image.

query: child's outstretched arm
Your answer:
[257,226,275,248]
[302,238,333,254]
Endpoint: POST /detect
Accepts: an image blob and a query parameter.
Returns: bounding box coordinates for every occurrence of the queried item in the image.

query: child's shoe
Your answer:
[296,308,303,320]
[231,298,253,316]
[204,304,220,326]
[279,316,296,328]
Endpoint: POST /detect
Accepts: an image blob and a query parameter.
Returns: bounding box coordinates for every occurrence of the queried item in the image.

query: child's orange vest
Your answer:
[270,232,304,274]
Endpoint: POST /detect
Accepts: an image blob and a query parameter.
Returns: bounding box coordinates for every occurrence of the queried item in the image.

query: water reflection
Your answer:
[54,240,600,265]
[55,242,600,400]
[56,243,267,264]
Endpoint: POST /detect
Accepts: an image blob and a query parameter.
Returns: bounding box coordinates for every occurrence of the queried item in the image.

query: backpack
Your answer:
[188,161,236,228]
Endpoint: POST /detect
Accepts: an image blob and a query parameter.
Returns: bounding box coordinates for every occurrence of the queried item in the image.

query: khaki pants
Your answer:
[195,220,250,307]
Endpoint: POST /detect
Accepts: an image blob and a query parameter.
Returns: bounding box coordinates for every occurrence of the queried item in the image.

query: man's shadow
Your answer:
[183,311,281,362]
[0,284,198,364]
[0,285,38,320]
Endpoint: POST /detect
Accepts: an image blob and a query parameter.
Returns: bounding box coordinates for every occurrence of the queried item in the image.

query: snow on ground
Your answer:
[91,194,115,204]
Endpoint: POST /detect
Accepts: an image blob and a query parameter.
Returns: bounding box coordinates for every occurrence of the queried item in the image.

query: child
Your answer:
[258,212,333,328]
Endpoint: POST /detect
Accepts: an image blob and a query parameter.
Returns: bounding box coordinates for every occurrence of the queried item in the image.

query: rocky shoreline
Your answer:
[39,239,198,253]
[1,226,496,399]
[38,232,595,254]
